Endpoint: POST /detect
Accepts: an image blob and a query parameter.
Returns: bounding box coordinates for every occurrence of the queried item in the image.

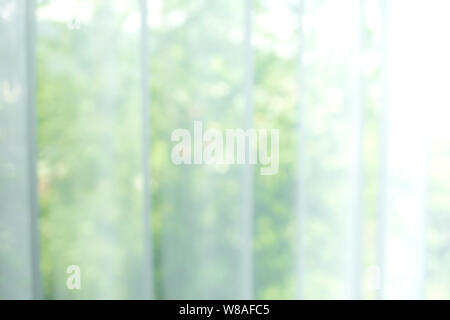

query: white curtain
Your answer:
[0,0,40,299]
[381,0,450,299]
[1,0,450,300]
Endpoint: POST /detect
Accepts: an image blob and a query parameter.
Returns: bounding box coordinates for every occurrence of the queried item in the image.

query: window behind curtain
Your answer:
[1,0,450,300]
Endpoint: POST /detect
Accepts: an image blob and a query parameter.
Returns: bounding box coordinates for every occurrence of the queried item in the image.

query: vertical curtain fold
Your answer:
[0,0,41,300]
[376,0,390,300]
[138,0,154,300]
[241,0,254,300]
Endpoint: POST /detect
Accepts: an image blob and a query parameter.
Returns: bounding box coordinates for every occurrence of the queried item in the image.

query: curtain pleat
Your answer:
[0,0,40,300]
